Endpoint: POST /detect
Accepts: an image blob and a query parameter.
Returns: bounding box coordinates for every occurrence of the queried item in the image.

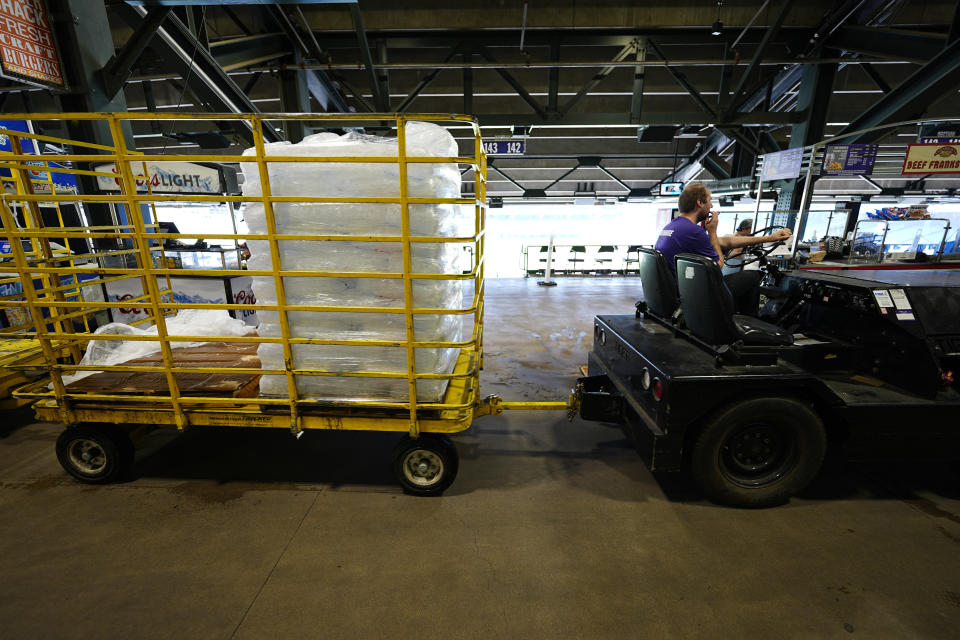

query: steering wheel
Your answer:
[724,225,789,268]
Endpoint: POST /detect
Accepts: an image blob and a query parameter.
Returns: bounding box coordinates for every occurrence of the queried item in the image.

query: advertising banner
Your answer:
[901,143,960,175]
[0,279,29,327]
[1,119,78,194]
[94,161,223,194]
[103,278,148,325]
[0,0,64,88]
[105,276,257,326]
[230,276,258,326]
[760,147,804,181]
[821,144,879,176]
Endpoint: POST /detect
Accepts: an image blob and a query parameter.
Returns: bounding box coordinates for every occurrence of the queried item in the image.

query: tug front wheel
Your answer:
[392,434,459,496]
[691,398,826,508]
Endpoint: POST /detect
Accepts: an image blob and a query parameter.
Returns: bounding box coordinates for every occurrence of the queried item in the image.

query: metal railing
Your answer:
[521,244,649,276]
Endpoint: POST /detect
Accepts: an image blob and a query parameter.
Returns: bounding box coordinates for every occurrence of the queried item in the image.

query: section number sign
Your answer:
[483,140,525,156]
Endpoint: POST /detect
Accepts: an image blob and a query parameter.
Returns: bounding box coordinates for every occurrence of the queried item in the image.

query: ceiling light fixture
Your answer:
[711,0,724,36]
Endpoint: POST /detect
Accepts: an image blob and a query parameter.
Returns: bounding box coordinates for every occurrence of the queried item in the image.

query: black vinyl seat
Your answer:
[674,253,793,347]
[637,247,680,321]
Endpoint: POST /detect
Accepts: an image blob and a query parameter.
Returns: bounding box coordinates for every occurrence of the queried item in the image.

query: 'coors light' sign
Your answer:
[0,0,63,88]
[94,161,223,194]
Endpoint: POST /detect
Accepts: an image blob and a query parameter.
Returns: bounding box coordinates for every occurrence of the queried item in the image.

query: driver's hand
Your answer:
[772,228,792,241]
[705,211,720,233]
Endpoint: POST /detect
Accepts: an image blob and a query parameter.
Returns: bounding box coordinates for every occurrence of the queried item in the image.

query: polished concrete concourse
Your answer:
[1,277,958,639]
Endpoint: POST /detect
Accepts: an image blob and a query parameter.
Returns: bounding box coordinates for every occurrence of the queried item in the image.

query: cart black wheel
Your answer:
[392,434,459,496]
[691,397,826,508]
[55,425,133,484]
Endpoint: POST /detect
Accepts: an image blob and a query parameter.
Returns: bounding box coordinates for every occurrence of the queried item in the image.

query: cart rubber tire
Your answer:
[392,434,459,496]
[55,425,133,484]
[691,397,826,508]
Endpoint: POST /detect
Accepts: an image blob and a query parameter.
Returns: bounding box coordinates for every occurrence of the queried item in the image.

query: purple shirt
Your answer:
[654,216,719,274]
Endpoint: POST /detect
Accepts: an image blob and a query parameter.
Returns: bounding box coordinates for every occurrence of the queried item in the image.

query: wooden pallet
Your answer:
[65,342,261,399]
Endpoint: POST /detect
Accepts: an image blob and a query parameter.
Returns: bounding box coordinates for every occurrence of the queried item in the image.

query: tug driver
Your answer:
[654,184,791,315]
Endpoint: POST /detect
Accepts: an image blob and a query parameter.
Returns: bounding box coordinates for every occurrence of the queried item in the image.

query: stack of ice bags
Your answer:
[240,122,470,403]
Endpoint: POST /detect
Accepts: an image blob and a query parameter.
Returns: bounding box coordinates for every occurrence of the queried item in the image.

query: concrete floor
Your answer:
[1,277,959,639]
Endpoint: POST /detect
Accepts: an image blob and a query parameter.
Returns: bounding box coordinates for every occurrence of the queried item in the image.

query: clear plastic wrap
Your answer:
[62,310,254,385]
[240,122,467,403]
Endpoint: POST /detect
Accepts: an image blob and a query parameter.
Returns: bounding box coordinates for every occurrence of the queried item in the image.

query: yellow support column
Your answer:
[396,116,420,438]
[250,116,302,433]
[106,116,188,430]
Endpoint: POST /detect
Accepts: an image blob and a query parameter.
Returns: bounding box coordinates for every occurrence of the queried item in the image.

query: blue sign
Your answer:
[0,120,36,153]
[821,144,879,176]
[761,147,804,181]
[483,140,525,156]
[0,240,10,255]
[1,120,78,195]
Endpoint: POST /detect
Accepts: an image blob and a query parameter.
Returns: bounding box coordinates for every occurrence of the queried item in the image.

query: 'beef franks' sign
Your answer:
[902,143,960,174]
[0,0,63,88]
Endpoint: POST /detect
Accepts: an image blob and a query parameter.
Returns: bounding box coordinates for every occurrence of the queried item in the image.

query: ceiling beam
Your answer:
[723,0,794,115]
[861,62,891,93]
[297,28,816,51]
[395,47,459,112]
[477,47,548,120]
[701,152,732,180]
[207,33,293,71]
[662,65,805,183]
[265,5,360,112]
[220,5,252,36]
[115,3,282,144]
[559,40,637,117]
[474,112,804,127]
[98,6,172,100]
[826,26,947,63]
[348,4,386,111]
[547,36,560,115]
[832,36,960,143]
[647,39,762,157]
[950,0,960,45]
[630,38,647,123]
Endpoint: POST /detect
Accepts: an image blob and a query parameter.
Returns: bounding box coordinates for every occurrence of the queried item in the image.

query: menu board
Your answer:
[821,144,879,176]
[760,148,804,181]
[0,0,64,88]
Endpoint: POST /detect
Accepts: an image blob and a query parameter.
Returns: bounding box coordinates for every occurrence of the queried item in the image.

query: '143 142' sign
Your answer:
[483,140,525,155]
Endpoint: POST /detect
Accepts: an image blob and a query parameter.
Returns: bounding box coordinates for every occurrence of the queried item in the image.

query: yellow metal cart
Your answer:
[0,112,565,494]
[0,338,49,409]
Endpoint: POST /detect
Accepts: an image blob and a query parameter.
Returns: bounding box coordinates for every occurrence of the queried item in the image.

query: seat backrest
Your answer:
[571,245,586,253]
[674,253,741,345]
[598,245,616,253]
[637,247,680,319]
[626,245,643,253]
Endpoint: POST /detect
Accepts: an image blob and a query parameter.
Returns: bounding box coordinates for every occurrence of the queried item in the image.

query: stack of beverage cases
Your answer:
[240,122,470,403]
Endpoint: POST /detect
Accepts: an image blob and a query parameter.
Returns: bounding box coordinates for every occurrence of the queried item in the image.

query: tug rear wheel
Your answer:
[691,398,826,508]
